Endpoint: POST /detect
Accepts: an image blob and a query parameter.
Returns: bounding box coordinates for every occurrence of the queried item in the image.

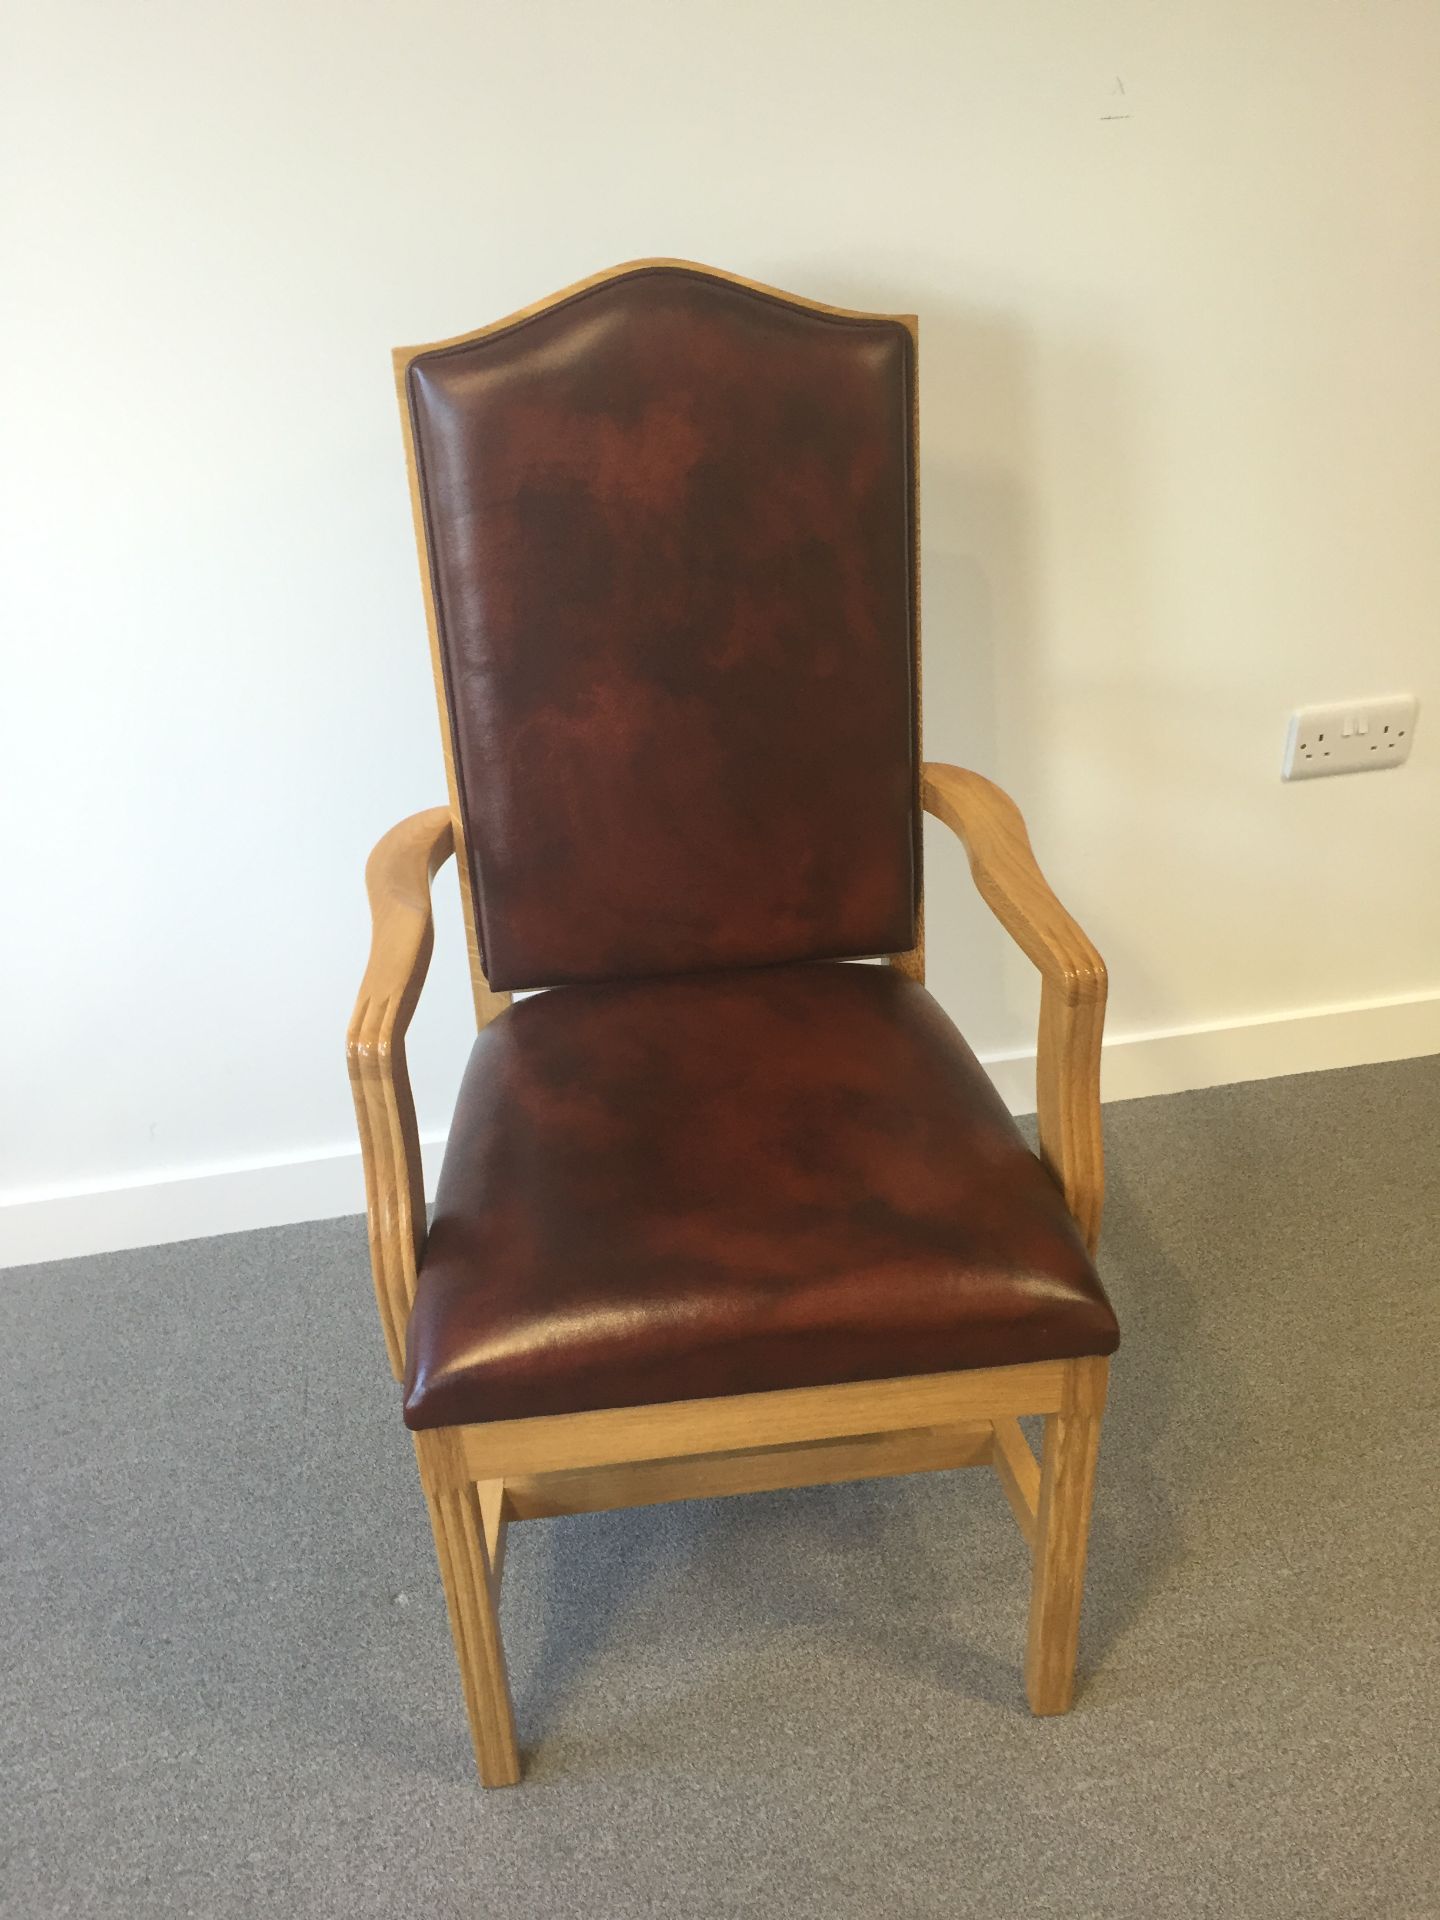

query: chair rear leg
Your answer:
[1025,1356,1108,1715]
[416,1441,520,1786]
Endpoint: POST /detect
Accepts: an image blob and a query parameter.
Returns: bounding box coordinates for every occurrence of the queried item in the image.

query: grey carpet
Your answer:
[3,1058,1438,1919]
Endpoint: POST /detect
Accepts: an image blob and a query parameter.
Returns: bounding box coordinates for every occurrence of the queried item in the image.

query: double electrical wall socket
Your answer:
[1281,695,1419,781]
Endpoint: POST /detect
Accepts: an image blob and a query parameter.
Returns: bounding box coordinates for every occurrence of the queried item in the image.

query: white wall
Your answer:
[5,0,1438,1264]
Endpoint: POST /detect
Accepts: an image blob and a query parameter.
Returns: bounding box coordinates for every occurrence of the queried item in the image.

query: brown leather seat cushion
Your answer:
[404,964,1119,1429]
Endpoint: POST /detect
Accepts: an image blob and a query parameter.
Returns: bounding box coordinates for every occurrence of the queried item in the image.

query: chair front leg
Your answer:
[1025,1355,1109,1715]
[415,1432,520,1787]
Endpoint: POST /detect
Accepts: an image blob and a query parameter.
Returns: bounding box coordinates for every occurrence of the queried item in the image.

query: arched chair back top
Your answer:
[397,261,920,992]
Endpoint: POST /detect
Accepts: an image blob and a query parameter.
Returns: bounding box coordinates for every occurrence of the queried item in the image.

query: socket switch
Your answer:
[1282,695,1418,781]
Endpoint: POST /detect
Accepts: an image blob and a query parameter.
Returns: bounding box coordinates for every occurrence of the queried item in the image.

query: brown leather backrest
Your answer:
[401,262,920,991]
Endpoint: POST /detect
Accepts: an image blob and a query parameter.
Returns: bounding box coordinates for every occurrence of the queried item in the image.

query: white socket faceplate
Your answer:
[1282,696,1419,781]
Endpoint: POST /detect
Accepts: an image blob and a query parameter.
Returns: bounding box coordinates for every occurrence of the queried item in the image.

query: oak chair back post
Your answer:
[349,262,1117,1786]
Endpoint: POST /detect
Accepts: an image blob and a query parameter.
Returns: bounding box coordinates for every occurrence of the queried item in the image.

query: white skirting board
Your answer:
[982,987,1440,1115]
[4,989,1437,1270]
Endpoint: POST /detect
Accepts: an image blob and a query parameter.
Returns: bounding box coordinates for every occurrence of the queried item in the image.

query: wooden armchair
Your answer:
[349,262,1117,1787]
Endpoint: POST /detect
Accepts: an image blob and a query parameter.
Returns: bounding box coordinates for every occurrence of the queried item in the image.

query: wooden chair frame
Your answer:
[348,265,1110,1786]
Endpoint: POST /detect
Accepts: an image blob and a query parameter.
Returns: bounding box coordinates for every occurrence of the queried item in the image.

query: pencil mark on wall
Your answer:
[1101,74,1132,121]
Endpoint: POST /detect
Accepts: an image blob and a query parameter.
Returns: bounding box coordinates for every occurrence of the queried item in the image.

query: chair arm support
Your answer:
[346,808,455,1378]
[922,764,1106,1252]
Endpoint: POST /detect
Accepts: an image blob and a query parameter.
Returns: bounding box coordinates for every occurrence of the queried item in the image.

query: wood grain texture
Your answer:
[1025,1357,1109,1715]
[922,762,1107,1251]
[991,1415,1042,1549]
[1036,980,1106,1253]
[478,1479,508,1593]
[417,1473,520,1783]
[346,808,454,1379]
[449,1361,1067,1485]
[502,1421,994,1520]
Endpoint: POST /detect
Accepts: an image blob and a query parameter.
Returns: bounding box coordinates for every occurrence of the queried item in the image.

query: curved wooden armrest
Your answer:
[922,763,1107,1252]
[922,766,1105,1004]
[348,808,455,1052]
[346,808,455,1379]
